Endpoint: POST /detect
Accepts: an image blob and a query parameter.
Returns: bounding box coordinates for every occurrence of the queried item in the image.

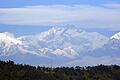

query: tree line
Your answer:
[0,60,120,80]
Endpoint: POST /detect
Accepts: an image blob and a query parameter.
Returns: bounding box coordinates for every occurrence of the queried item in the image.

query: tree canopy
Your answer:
[0,60,120,80]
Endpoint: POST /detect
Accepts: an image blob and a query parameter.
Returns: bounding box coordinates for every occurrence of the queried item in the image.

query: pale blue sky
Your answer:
[1,0,120,8]
[0,0,120,36]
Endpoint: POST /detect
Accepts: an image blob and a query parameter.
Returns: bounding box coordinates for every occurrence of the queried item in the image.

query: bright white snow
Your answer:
[110,32,120,40]
[0,26,110,58]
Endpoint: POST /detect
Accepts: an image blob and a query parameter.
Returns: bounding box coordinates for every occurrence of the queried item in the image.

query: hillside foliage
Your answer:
[0,60,120,80]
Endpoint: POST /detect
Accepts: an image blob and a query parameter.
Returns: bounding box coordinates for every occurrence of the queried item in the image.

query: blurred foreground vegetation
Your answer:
[0,60,120,80]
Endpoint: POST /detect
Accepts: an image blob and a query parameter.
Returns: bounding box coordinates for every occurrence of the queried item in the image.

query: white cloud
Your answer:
[0,4,120,30]
[103,3,120,9]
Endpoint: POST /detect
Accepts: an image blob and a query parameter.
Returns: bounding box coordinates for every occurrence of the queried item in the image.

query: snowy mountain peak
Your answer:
[0,26,109,58]
[48,27,65,35]
[36,27,64,41]
[0,32,22,45]
[110,32,120,40]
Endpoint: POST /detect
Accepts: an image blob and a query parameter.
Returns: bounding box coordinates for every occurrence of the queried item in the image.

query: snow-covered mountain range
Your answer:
[0,26,120,66]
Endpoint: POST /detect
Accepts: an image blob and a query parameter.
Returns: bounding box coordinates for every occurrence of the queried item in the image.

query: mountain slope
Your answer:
[111,32,120,40]
[0,26,109,58]
[0,32,23,55]
[66,32,120,66]
[0,26,120,66]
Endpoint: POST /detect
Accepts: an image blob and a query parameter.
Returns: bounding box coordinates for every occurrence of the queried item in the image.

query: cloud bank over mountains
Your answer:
[0,4,120,30]
[0,26,120,66]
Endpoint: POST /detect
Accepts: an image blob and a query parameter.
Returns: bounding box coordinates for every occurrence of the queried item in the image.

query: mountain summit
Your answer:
[0,32,22,45]
[0,26,108,57]
[110,32,120,40]
[0,26,120,66]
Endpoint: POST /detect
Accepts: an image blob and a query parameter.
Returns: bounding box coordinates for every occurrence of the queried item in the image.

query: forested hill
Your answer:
[0,60,120,80]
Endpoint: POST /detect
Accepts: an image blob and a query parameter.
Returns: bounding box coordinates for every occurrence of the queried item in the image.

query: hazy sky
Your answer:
[0,0,120,36]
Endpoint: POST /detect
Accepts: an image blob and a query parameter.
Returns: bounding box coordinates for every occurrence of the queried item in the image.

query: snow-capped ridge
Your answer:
[110,32,120,40]
[0,32,22,45]
[36,27,65,41]
[52,46,78,58]
[0,26,110,58]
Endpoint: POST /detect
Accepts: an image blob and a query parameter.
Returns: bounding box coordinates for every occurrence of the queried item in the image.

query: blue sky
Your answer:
[0,0,120,36]
[1,0,120,8]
